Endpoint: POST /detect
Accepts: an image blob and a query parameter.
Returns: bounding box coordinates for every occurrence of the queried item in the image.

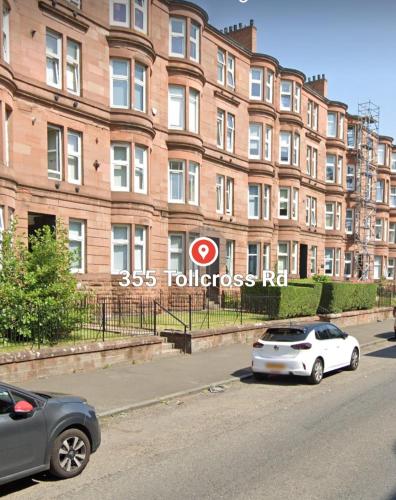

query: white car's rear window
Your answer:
[261,328,308,342]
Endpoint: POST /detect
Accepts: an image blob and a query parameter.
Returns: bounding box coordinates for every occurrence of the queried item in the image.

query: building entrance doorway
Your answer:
[299,244,308,279]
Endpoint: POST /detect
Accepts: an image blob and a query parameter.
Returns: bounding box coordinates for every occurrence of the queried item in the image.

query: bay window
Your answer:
[111,143,130,191]
[265,126,272,161]
[344,252,353,278]
[345,208,354,234]
[279,131,291,164]
[280,80,292,111]
[67,131,82,185]
[110,59,130,108]
[248,184,260,219]
[168,160,184,203]
[168,233,184,274]
[189,22,200,62]
[248,243,259,277]
[346,164,355,191]
[134,145,148,194]
[168,85,185,129]
[326,154,336,183]
[248,123,262,159]
[327,112,337,137]
[112,224,130,273]
[277,242,289,273]
[169,17,186,57]
[134,226,147,273]
[249,68,263,100]
[189,88,199,133]
[69,220,85,273]
[46,30,62,89]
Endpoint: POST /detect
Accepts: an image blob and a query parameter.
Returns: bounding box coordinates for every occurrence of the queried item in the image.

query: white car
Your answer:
[251,322,360,384]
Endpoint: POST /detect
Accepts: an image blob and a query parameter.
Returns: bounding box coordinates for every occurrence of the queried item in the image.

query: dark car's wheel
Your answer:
[252,372,268,381]
[50,428,91,479]
[348,348,359,371]
[308,358,323,385]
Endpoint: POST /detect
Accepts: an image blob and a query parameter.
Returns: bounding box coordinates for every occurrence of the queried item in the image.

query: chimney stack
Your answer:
[306,73,328,97]
[222,19,257,52]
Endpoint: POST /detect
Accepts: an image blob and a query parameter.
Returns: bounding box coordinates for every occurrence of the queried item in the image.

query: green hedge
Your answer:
[242,282,322,319]
[318,282,378,314]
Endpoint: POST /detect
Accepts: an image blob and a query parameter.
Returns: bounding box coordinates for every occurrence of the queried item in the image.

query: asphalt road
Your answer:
[2,342,396,500]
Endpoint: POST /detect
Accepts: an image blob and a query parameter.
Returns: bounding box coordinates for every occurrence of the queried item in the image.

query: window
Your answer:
[306,146,312,176]
[376,180,385,203]
[248,184,259,219]
[225,240,234,275]
[226,113,235,152]
[189,88,199,133]
[225,177,233,215]
[46,30,62,88]
[216,174,224,213]
[110,0,130,27]
[168,160,184,203]
[347,126,356,148]
[134,145,147,194]
[344,252,353,278]
[392,153,396,173]
[310,246,317,275]
[265,70,273,103]
[264,126,272,161]
[306,146,318,178]
[188,162,199,205]
[168,86,185,129]
[69,220,85,273]
[112,224,130,273]
[227,54,235,88]
[336,202,341,230]
[169,17,186,57]
[111,143,130,191]
[339,115,344,140]
[388,258,395,280]
[306,196,317,227]
[337,157,343,185]
[217,49,225,84]
[307,100,318,129]
[216,110,224,148]
[373,255,382,280]
[263,185,270,220]
[277,242,289,273]
[346,165,355,191]
[134,226,147,272]
[327,112,337,137]
[67,131,82,185]
[312,148,317,178]
[292,134,300,166]
[263,244,270,271]
[47,125,62,180]
[134,63,146,112]
[278,187,290,218]
[66,40,80,95]
[168,234,184,273]
[134,0,147,33]
[190,22,200,62]
[292,188,299,220]
[390,222,396,244]
[326,154,336,183]
[249,68,262,100]
[345,208,354,234]
[312,103,318,130]
[280,80,292,111]
[378,144,385,166]
[291,242,298,274]
[293,84,301,113]
[375,219,383,241]
[248,123,262,159]
[325,203,334,230]
[110,59,130,108]
[248,243,259,277]
[335,248,341,277]
[279,131,291,164]
[325,248,334,275]
[2,3,9,63]
[4,109,10,166]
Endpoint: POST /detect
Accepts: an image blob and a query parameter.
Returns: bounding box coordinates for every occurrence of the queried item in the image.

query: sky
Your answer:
[193,0,396,139]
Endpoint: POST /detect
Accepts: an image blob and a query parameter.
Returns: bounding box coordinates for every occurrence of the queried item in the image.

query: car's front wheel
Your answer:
[348,348,359,371]
[308,358,323,385]
[50,428,91,479]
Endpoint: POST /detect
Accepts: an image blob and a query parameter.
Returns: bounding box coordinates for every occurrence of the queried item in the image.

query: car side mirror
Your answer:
[13,400,34,416]
[342,332,348,339]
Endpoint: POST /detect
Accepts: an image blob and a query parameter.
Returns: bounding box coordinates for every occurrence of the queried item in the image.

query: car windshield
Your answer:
[261,328,308,342]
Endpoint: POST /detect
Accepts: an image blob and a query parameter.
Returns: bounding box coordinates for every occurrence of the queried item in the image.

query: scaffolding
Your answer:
[353,101,380,280]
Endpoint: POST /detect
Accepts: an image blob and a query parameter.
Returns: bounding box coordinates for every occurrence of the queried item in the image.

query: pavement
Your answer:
[21,318,395,417]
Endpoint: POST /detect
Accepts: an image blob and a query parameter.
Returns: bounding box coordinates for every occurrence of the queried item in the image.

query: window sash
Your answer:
[110,0,130,27]
[325,203,335,229]
[189,22,200,62]
[249,68,263,100]
[216,175,224,213]
[110,59,130,108]
[134,0,147,33]
[248,184,260,219]
[169,160,185,203]
[67,131,82,184]
[277,242,289,273]
[310,246,317,274]
[168,85,185,129]
[111,143,130,191]
[188,162,199,205]
[66,40,80,95]
[265,70,273,103]
[265,126,272,161]
[216,110,224,148]
[327,112,337,137]
[248,123,262,159]
[263,185,270,220]
[263,244,270,271]
[46,30,62,88]
[169,18,186,57]
[225,240,234,275]
[280,80,292,111]
[47,126,62,180]
[217,49,225,84]
[324,248,334,275]
[279,132,291,164]
[293,84,301,113]
[226,178,233,215]
[168,234,184,274]
[134,63,146,112]
[278,188,290,218]
[345,209,354,234]
[248,243,259,277]
[3,4,10,63]
[134,226,147,272]
[227,54,235,88]
[112,224,130,273]
[326,155,336,183]
[389,223,396,244]
[292,134,300,166]
[226,113,235,152]
[134,145,147,194]
[69,219,85,273]
[346,165,355,191]
[378,144,386,166]
[188,89,199,133]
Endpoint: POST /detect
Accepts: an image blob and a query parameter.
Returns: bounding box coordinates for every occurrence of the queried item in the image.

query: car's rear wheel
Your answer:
[252,372,268,381]
[348,348,359,371]
[50,428,91,479]
[308,358,323,385]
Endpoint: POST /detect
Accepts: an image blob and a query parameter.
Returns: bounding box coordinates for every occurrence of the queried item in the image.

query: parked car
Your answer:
[0,382,100,486]
[251,322,360,385]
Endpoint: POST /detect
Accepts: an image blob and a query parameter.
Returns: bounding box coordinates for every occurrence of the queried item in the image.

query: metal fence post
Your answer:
[240,297,243,325]
[102,301,106,341]
[140,296,143,329]
[188,294,192,331]
[207,297,210,329]
[154,300,157,335]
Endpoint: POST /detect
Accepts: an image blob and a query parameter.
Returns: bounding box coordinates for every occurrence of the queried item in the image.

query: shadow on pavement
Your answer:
[231,368,343,386]
[374,331,394,340]
[0,472,56,497]
[365,345,396,359]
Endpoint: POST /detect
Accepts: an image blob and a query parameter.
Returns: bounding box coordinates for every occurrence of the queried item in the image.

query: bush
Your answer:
[242,282,322,319]
[319,282,378,314]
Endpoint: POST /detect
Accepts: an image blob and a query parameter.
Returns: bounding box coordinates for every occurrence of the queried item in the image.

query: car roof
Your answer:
[267,322,333,332]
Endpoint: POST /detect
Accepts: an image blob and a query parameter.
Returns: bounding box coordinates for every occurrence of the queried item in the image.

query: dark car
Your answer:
[0,382,101,486]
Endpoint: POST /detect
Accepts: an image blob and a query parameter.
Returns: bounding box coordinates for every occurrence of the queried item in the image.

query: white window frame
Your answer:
[111,224,130,274]
[336,202,341,230]
[263,185,270,220]
[217,49,225,85]
[248,123,262,160]
[337,157,343,185]
[263,243,270,271]
[226,113,235,153]
[280,80,292,111]
[265,70,273,103]
[111,143,130,192]
[312,148,318,178]
[391,186,396,208]
[134,225,147,273]
[66,39,80,96]
[327,112,337,138]
[339,114,344,140]
[344,252,353,278]
[324,248,334,276]
[292,134,300,166]
[306,146,311,176]
[47,125,62,180]
[3,3,10,64]
[189,22,200,62]
[110,59,130,109]
[378,144,386,166]
[345,208,354,235]
[188,162,199,206]
[169,17,186,58]
[277,242,289,274]
[326,154,336,183]
[310,246,317,275]
[292,188,299,221]
[216,174,224,214]
[388,258,395,280]
[227,54,235,88]
[248,243,259,277]
[225,177,233,215]
[279,131,291,164]
[46,30,62,89]
[134,0,148,33]
[134,62,146,112]
[375,218,383,241]
[293,83,301,113]
[249,68,263,100]
[391,153,396,173]
[168,85,185,130]
[134,145,148,194]
[373,255,382,280]
[67,130,82,185]
[264,126,272,161]
[69,219,85,274]
[389,222,396,244]
[188,88,199,133]
[110,0,130,27]
[291,241,298,274]
[225,240,234,275]
[346,164,355,191]
[376,180,385,203]
[4,109,10,167]
[216,109,225,149]
[248,184,260,220]
[168,160,185,203]
[325,203,335,230]
[168,233,184,274]
[278,187,290,219]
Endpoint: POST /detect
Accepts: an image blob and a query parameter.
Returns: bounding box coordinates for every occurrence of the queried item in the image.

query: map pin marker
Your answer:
[198,244,209,261]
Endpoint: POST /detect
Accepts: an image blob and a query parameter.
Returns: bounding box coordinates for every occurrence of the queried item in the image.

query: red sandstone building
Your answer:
[0,0,394,295]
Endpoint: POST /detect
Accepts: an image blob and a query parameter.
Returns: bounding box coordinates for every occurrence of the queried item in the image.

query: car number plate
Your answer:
[266,362,285,370]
